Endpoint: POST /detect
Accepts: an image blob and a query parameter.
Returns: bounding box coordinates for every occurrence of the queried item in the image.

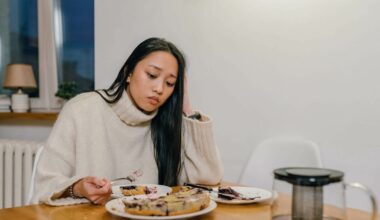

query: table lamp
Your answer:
[3,64,37,112]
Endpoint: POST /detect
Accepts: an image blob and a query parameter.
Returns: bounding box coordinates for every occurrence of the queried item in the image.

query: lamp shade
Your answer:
[3,64,37,89]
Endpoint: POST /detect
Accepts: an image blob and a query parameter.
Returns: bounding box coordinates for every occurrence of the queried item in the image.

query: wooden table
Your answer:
[0,198,377,220]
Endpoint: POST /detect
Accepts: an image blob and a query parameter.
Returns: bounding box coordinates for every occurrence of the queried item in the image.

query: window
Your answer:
[54,0,94,93]
[0,0,94,109]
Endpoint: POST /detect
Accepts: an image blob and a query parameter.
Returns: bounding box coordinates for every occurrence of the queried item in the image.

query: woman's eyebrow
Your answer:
[149,64,162,71]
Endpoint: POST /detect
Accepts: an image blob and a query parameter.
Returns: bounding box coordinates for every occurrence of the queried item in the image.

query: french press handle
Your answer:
[345,182,378,220]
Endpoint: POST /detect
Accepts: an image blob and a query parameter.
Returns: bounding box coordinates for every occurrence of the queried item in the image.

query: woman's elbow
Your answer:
[192,167,224,185]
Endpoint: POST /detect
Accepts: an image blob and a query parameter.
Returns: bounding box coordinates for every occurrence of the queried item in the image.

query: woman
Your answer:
[31,37,223,206]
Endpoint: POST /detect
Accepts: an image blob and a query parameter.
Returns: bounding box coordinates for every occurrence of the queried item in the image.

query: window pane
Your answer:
[0,0,39,97]
[54,0,94,94]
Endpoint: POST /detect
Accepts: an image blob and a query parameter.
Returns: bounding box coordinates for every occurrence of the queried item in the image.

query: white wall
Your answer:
[96,0,380,211]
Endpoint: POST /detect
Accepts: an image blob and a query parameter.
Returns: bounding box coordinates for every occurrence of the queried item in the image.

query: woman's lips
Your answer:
[148,97,159,105]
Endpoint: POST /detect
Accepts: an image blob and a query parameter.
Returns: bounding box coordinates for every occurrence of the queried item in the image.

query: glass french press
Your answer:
[271,167,377,220]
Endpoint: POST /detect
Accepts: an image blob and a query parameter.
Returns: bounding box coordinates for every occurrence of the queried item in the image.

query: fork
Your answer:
[110,177,133,185]
[111,169,143,185]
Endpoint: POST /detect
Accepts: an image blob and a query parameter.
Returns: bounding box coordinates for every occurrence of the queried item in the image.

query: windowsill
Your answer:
[0,109,60,122]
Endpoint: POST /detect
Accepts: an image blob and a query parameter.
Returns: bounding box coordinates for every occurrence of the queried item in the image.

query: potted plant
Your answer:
[55,81,78,104]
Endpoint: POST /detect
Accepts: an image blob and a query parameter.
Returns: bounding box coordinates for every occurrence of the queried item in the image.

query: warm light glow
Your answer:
[0,35,2,66]
[53,0,63,83]
[53,2,63,51]
[3,64,37,89]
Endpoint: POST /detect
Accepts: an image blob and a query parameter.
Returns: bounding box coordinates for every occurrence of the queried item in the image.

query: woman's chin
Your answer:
[139,105,158,114]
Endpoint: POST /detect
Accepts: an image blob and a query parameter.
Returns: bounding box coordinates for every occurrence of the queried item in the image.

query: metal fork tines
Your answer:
[110,177,133,185]
[111,169,143,185]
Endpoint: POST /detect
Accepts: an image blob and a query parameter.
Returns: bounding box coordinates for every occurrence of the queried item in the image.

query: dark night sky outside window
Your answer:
[55,0,94,93]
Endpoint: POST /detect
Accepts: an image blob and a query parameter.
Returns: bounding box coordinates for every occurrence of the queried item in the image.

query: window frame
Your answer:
[31,0,62,109]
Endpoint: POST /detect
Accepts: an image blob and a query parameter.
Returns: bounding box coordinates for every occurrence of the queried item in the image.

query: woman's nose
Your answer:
[153,81,164,94]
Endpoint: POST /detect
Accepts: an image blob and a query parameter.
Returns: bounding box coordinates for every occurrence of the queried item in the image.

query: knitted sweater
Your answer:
[31,91,223,206]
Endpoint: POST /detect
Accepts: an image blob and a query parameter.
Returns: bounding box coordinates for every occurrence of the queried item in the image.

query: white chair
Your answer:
[27,146,44,205]
[238,137,323,190]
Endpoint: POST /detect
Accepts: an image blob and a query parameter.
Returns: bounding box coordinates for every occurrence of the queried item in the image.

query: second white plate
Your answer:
[210,186,272,204]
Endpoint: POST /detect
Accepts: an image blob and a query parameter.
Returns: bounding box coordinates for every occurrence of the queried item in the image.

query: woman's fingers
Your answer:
[85,183,108,195]
[92,196,110,205]
[88,178,111,195]
[74,176,111,200]
[87,194,110,205]
[88,195,101,205]
[85,176,106,187]
[88,179,112,205]
[182,73,193,115]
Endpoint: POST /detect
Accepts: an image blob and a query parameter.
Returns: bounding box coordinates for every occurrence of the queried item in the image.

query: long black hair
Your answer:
[96,38,186,186]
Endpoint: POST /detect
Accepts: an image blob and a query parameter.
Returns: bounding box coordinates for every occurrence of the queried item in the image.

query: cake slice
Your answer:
[218,186,258,200]
[120,185,157,196]
[218,186,241,200]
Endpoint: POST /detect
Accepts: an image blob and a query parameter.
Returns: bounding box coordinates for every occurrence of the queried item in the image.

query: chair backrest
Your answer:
[27,146,44,205]
[238,137,323,190]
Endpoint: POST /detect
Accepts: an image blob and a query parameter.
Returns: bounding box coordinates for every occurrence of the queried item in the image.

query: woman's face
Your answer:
[127,51,178,113]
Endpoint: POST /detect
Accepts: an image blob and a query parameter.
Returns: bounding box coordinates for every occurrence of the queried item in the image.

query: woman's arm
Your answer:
[180,75,223,185]
[180,115,224,185]
[30,103,88,205]
[30,102,111,206]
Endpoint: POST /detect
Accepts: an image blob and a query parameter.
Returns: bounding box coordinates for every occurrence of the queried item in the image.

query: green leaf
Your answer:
[55,81,79,100]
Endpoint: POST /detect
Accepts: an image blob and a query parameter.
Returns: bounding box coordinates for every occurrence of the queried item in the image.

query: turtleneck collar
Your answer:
[111,90,157,126]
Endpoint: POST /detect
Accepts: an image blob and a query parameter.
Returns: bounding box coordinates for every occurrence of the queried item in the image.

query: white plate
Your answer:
[111,184,172,198]
[210,186,272,204]
[105,197,217,220]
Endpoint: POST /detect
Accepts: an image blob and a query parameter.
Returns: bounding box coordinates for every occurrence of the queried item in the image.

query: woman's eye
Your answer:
[147,72,157,79]
[166,82,175,87]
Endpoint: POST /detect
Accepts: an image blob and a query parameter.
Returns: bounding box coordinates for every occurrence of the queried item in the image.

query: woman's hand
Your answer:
[73,176,111,205]
[182,74,194,116]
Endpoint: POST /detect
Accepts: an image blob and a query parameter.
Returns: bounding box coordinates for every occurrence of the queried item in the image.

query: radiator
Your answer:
[0,139,44,209]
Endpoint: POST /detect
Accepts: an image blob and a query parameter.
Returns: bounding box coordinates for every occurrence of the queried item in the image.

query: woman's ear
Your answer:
[127,74,131,83]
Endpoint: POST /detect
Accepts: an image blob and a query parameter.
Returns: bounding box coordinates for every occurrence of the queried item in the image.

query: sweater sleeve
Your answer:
[30,102,89,206]
[179,111,224,185]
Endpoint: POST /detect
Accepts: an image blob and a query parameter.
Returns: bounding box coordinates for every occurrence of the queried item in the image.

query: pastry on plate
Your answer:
[122,188,210,216]
[120,185,157,196]
[218,186,259,200]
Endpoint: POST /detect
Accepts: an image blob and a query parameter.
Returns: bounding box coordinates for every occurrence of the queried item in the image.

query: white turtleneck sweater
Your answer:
[31,91,223,206]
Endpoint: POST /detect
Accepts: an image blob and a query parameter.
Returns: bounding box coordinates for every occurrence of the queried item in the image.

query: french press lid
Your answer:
[274,167,344,186]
